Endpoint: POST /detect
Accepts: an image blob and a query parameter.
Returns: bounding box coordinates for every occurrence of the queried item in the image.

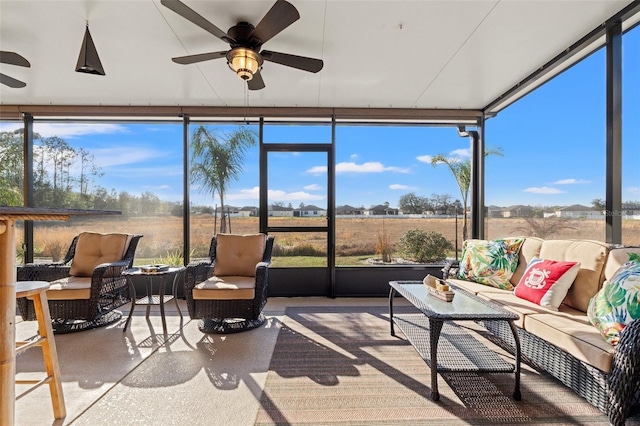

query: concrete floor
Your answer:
[14,297,392,426]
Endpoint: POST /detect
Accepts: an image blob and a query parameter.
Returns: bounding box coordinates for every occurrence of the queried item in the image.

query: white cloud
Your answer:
[306,162,409,174]
[0,123,127,139]
[553,178,589,185]
[33,123,127,138]
[304,184,321,191]
[416,155,433,163]
[225,187,325,202]
[627,186,640,194]
[450,148,471,158]
[524,186,565,194]
[226,187,260,200]
[306,165,327,174]
[350,153,358,160]
[389,184,416,190]
[91,147,163,168]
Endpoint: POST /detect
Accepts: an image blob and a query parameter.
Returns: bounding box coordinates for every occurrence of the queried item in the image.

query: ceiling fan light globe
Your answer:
[226,47,262,81]
[237,70,253,81]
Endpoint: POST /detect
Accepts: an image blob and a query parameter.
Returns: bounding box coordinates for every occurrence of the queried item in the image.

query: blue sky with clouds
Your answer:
[1,29,638,209]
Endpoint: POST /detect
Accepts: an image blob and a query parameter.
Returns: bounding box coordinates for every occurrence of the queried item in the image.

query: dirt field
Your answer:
[17,215,640,263]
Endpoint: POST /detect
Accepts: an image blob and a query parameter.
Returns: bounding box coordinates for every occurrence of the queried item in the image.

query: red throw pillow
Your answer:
[514,258,581,311]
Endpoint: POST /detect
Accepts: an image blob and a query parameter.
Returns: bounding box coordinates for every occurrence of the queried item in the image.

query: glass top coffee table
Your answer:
[389,280,522,402]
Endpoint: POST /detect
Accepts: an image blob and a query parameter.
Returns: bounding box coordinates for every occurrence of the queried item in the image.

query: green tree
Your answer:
[0,130,24,205]
[398,192,428,214]
[431,147,503,241]
[191,126,256,233]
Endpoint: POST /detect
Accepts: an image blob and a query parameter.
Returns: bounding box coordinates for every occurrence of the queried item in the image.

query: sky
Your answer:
[1,29,638,210]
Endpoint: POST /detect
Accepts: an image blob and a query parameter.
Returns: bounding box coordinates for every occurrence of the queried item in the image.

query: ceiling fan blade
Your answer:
[261,50,323,73]
[0,51,30,67]
[250,0,299,45]
[247,70,265,91]
[172,51,227,65]
[161,0,235,44]
[0,73,26,88]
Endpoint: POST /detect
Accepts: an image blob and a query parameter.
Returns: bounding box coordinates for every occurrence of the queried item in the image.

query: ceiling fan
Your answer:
[0,51,30,88]
[161,0,323,90]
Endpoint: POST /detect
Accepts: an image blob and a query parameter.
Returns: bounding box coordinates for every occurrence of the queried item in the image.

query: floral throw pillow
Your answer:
[587,253,640,346]
[456,238,525,290]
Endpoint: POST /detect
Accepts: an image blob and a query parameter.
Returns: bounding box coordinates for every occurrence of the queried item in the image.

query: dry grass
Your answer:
[14,215,640,263]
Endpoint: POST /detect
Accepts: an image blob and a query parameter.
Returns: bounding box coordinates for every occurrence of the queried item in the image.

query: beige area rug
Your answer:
[254,306,639,426]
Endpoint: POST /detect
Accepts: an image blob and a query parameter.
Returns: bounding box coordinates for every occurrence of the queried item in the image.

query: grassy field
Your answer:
[17,215,640,266]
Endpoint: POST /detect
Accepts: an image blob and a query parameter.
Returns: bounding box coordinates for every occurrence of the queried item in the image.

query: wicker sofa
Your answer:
[443,237,640,425]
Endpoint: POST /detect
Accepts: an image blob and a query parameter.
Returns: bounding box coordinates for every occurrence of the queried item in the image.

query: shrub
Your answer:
[398,229,452,263]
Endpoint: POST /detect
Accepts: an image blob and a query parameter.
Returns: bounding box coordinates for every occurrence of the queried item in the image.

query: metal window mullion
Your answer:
[605,21,622,244]
[23,113,34,264]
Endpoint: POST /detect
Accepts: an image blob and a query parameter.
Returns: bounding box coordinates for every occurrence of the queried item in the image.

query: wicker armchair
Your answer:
[17,232,142,333]
[184,233,274,333]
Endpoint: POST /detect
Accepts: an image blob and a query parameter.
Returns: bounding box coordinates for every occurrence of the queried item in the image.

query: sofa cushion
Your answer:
[456,238,525,290]
[538,239,610,312]
[475,291,561,328]
[46,276,91,300]
[448,278,510,295]
[193,275,256,300]
[524,312,615,373]
[214,233,266,277]
[604,247,640,281]
[514,258,581,311]
[510,237,544,286]
[69,232,130,277]
[587,258,640,345]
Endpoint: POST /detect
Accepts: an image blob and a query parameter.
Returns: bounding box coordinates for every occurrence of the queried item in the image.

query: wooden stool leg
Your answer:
[32,292,66,419]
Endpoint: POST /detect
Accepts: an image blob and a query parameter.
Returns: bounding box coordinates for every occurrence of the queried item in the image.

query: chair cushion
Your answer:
[193,275,256,300]
[69,232,129,277]
[47,276,92,300]
[214,233,266,277]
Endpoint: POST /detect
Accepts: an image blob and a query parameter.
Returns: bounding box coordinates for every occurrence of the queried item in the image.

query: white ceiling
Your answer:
[0,0,634,112]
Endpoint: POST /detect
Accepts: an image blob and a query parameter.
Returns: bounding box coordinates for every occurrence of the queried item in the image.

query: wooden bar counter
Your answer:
[0,207,119,426]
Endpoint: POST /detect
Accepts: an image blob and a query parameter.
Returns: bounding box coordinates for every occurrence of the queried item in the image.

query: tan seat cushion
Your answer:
[69,232,130,277]
[214,233,266,277]
[448,278,511,295]
[475,291,542,327]
[192,275,256,300]
[524,312,615,372]
[46,276,92,300]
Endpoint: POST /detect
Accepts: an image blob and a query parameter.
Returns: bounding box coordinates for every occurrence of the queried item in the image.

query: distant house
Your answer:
[238,206,258,217]
[336,205,364,215]
[268,205,294,217]
[365,205,399,216]
[295,204,326,217]
[214,205,242,217]
[553,204,604,219]
[501,205,535,218]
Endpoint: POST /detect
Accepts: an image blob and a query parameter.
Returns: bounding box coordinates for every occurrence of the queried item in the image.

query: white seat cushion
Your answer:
[193,275,256,300]
[47,276,92,300]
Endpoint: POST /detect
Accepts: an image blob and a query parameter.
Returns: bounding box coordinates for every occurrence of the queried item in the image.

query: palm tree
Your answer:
[191,126,256,233]
[431,147,503,241]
